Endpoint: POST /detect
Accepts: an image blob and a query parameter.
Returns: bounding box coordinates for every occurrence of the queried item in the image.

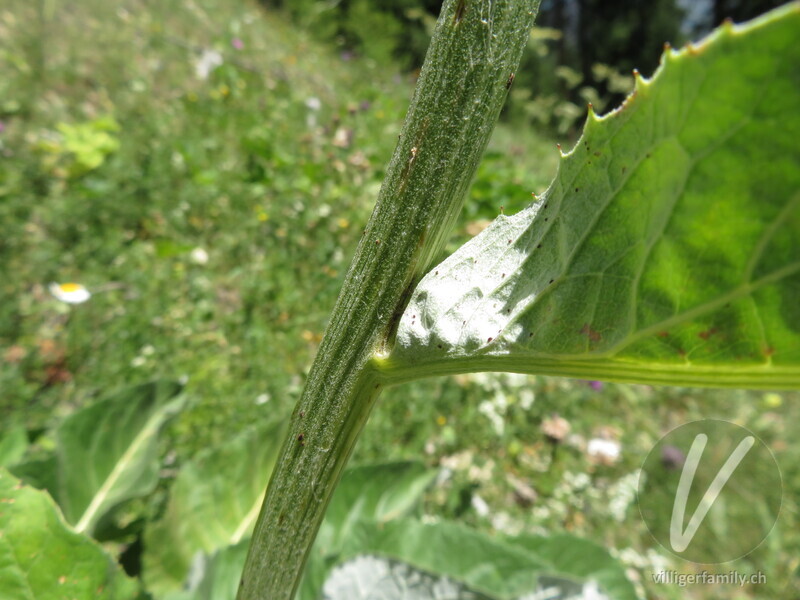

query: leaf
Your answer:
[387,5,800,388]
[189,541,251,600]
[158,540,251,600]
[144,451,412,600]
[56,380,185,534]
[142,419,286,595]
[298,461,437,600]
[317,461,438,553]
[0,468,138,600]
[320,555,493,600]
[0,425,28,468]
[503,533,637,600]
[8,455,59,498]
[332,519,635,600]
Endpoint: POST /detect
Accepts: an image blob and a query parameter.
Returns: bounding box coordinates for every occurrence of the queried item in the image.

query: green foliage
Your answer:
[0,469,138,600]
[332,520,637,600]
[0,425,28,468]
[142,419,286,595]
[137,457,633,600]
[316,461,438,552]
[388,6,800,388]
[272,0,438,69]
[42,116,121,178]
[9,380,185,535]
[59,380,184,533]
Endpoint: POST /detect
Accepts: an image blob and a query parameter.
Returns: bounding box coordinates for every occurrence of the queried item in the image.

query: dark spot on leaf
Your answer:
[501,273,506,278]
[529,332,534,337]
[536,243,542,249]
[506,72,515,89]
[438,344,443,349]
[548,279,554,284]
[574,187,579,192]
[435,271,439,275]
[580,323,602,342]
[544,218,548,222]
[487,337,493,343]
[593,151,601,157]
[299,410,305,417]
[297,433,305,445]
[646,153,651,158]
[698,328,717,340]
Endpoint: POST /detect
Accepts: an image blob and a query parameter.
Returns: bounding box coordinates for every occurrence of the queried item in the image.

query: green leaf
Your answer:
[298,461,437,600]
[8,455,59,497]
[320,555,494,600]
[384,5,800,389]
[189,541,251,600]
[0,425,28,468]
[56,380,185,534]
[151,461,435,600]
[0,468,138,600]
[333,519,635,600]
[504,533,637,600]
[158,541,251,600]
[317,461,437,554]
[142,419,286,595]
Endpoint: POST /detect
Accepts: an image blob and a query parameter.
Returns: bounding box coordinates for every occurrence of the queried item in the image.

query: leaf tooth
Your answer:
[661,41,676,65]
[586,102,598,121]
[632,67,647,88]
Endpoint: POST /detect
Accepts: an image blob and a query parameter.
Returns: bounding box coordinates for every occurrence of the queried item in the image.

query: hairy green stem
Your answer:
[237,2,539,598]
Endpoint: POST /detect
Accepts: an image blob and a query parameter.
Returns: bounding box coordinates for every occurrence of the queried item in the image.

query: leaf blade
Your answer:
[142,419,286,595]
[56,380,185,533]
[0,468,138,600]
[386,5,800,388]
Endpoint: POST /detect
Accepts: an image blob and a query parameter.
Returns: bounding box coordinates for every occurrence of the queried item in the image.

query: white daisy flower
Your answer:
[49,282,91,304]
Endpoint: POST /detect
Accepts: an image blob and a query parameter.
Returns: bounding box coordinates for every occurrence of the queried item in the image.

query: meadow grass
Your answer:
[1,1,798,598]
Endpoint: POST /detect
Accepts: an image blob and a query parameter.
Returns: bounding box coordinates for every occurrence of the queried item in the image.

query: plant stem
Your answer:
[237,2,539,598]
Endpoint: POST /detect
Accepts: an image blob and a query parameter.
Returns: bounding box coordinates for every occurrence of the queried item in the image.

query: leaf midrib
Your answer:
[74,406,169,533]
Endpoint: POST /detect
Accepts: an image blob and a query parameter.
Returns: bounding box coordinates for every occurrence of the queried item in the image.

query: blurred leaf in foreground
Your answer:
[0,468,138,600]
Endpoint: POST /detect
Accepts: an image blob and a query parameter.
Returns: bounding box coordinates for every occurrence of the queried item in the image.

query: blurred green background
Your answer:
[0,0,797,598]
